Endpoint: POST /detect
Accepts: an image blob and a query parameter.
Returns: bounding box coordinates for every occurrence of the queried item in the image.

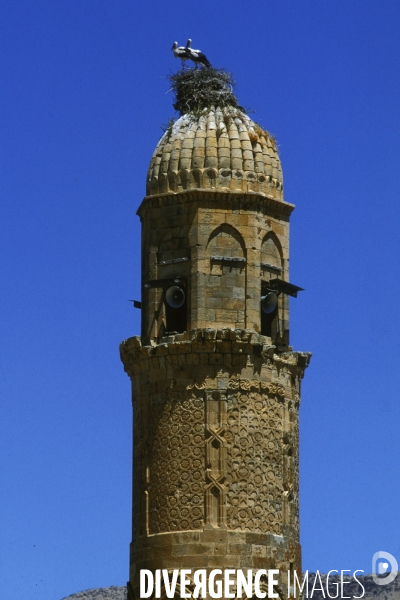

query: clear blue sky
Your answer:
[1,1,400,599]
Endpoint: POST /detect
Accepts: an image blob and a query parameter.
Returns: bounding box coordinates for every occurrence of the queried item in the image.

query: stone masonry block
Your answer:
[186,353,200,365]
[204,329,217,340]
[208,353,224,365]
[199,353,209,365]
[216,340,232,353]
[192,340,216,353]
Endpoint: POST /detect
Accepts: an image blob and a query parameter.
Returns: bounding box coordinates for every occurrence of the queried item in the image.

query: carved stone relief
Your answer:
[144,394,206,534]
[225,388,286,534]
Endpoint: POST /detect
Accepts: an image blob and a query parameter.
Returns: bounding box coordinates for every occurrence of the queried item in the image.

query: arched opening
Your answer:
[260,233,283,339]
[164,283,187,334]
[206,224,246,328]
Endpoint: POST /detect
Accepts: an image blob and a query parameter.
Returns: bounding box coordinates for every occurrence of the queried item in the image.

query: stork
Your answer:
[186,39,211,68]
[171,41,190,68]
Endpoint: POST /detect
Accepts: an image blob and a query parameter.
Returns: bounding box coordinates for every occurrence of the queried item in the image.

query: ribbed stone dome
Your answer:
[146,107,284,199]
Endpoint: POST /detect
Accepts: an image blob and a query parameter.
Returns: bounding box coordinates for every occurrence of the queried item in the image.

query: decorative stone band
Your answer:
[146,167,283,199]
[137,189,295,219]
[120,327,311,389]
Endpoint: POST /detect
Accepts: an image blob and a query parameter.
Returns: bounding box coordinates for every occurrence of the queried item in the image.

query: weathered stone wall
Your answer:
[120,328,310,599]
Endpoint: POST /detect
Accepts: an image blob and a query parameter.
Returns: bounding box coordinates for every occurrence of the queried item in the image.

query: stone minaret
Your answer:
[120,70,311,600]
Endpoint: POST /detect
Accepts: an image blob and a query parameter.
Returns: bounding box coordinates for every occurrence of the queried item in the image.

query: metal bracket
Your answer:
[268,278,304,298]
[143,277,186,289]
[158,257,189,266]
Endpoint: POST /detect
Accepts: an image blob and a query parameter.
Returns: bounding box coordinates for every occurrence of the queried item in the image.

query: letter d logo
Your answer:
[372,551,398,586]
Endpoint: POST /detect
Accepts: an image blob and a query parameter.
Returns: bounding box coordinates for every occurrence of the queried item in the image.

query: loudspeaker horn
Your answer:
[261,292,278,314]
[165,286,185,309]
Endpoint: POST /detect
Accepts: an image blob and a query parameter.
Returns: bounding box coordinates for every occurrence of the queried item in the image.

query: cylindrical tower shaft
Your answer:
[121,331,310,599]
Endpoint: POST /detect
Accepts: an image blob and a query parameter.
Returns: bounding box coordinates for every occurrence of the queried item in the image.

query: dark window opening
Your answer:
[261,280,278,337]
[165,285,187,334]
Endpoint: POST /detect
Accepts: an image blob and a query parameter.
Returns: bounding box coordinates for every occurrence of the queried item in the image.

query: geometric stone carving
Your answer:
[204,391,227,527]
[225,389,285,534]
[146,394,205,535]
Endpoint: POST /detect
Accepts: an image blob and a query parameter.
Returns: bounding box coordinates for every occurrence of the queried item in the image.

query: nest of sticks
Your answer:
[169,67,242,115]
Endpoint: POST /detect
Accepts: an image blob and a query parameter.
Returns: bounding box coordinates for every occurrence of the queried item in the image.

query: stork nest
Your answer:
[169,67,242,115]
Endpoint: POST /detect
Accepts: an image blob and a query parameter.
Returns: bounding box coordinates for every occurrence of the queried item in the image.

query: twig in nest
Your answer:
[169,67,242,115]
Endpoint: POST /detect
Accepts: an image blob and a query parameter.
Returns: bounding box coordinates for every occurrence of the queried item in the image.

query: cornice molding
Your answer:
[120,328,311,380]
[137,189,295,218]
